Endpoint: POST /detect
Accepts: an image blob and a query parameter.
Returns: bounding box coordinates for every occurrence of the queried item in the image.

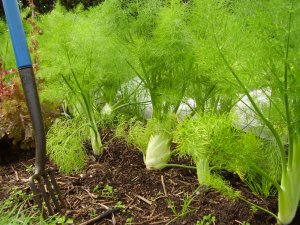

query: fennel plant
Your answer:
[62,66,103,156]
[36,3,138,155]
[128,0,194,120]
[211,0,300,223]
[116,0,196,169]
[174,114,280,198]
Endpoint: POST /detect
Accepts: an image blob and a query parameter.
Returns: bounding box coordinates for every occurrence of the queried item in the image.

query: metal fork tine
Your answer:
[36,176,54,216]
[49,171,65,208]
[43,173,61,212]
[29,178,44,213]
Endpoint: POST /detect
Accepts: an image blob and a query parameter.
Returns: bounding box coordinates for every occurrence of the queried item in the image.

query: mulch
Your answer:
[0,131,279,225]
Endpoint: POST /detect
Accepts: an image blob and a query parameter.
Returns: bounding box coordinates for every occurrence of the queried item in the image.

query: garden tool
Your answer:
[2,0,64,217]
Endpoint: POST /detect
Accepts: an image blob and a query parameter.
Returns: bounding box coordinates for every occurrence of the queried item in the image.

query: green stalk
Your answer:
[164,164,197,170]
[113,101,151,111]
[284,2,294,169]
[126,59,159,118]
[62,65,103,156]
[65,48,103,156]
[85,102,102,156]
[63,75,103,156]
[277,3,300,224]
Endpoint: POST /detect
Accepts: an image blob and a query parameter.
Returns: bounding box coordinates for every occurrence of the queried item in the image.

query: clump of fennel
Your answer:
[47,117,88,174]
[174,114,280,197]
[62,69,103,156]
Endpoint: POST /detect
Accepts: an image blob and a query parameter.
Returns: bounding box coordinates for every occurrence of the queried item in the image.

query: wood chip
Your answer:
[112,213,116,225]
[82,188,98,199]
[136,195,152,205]
[161,175,168,197]
[149,219,170,224]
[99,203,109,210]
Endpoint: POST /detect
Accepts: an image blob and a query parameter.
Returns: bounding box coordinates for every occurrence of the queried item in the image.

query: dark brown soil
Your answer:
[0,132,279,225]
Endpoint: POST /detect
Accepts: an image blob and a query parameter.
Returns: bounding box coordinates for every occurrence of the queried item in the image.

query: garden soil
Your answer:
[0,131,279,225]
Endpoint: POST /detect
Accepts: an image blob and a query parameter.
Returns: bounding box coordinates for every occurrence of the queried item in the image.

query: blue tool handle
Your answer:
[2,0,32,69]
[3,0,46,174]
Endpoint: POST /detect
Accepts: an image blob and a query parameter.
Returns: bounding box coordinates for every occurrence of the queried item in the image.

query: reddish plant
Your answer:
[0,58,18,99]
[0,57,34,148]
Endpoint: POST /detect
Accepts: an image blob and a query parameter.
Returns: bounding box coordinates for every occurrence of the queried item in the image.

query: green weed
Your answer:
[196,214,216,225]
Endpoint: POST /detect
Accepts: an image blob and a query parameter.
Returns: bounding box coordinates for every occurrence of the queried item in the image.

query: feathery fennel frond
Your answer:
[47,117,88,174]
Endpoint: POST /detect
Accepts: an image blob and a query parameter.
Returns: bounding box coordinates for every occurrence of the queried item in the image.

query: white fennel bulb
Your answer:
[101,103,113,115]
[144,134,171,170]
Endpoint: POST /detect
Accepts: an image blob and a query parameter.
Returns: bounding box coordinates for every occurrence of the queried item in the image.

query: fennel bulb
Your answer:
[144,134,171,170]
[278,137,300,224]
[196,158,210,184]
[89,126,103,156]
[101,103,113,115]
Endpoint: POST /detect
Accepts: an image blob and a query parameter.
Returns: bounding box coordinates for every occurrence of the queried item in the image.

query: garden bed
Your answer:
[0,133,278,225]
[1,1,299,224]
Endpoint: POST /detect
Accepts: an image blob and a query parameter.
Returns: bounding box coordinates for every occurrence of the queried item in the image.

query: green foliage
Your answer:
[125,0,195,119]
[241,222,250,225]
[209,0,300,223]
[125,217,133,225]
[46,117,88,173]
[102,184,117,198]
[115,201,126,211]
[0,19,16,69]
[36,2,145,156]
[115,117,146,150]
[36,2,134,108]
[174,114,281,198]
[93,184,117,199]
[206,174,238,200]
[186,0,241,114]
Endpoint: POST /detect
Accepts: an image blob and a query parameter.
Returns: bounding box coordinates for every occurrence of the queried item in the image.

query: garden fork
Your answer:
[2,0,65,217]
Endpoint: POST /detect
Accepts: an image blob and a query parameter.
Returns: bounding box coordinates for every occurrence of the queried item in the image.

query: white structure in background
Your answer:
[234,88,272,140]
[176,98,197,120]
[120,76,196,120]
[122,77,275,139]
